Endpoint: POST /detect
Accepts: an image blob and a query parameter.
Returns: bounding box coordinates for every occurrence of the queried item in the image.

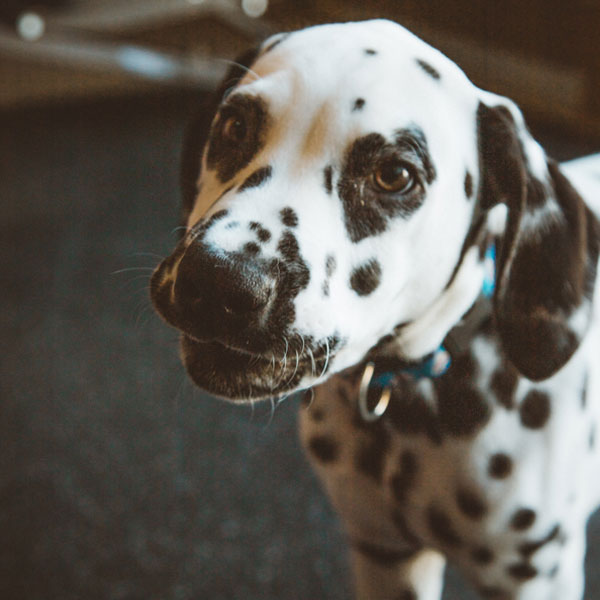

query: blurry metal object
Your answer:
[0,0,271,92]
[0,27,228,89]
[42,0,269,37]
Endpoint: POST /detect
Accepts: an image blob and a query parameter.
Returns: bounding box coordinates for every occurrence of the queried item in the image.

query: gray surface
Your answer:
[1,95,599,599]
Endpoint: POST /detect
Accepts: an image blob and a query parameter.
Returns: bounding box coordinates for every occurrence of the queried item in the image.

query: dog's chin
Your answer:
[180,335,319,401]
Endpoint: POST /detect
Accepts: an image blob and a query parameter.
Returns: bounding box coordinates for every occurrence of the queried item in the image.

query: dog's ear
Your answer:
[180,47,261,221]
[477,99,599,381]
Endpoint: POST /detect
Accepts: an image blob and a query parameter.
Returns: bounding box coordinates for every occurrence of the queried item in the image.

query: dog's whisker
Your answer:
[218,58,262,83]
[320,337,331,379]
[111,266,156,275]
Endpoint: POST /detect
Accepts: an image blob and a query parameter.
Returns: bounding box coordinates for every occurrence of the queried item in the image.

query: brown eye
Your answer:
[222,114,247,143]
[373,159,416,193]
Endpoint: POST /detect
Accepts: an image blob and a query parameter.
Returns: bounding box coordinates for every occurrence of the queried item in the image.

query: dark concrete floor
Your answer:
[1,93,599,600]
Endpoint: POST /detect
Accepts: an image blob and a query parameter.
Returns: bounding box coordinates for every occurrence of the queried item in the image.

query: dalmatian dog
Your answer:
[150,19,600,599]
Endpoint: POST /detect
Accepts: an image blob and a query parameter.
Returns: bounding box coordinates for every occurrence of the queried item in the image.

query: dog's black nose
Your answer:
[173,241,274,340]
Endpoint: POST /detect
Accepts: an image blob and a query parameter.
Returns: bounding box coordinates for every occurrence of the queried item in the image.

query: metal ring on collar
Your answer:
[358,362,391,422]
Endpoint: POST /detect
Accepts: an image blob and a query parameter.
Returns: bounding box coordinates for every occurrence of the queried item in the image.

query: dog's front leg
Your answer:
[299,378,445,600]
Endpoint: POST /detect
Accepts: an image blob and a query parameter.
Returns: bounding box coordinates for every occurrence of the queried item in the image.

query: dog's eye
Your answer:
[221,113,248,143]
[373,159,416,193]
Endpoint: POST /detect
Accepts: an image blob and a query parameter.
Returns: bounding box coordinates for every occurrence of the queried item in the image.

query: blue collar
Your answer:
[378,243,496,382]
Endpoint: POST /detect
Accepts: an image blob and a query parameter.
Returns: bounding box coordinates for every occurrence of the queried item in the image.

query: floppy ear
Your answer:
[180,47,260,221]
[477,100,599,381]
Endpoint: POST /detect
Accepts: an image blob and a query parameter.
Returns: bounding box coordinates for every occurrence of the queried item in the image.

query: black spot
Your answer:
[225,221,240,229]
[352,540,417,567]
[520,390,551,429]
[471,546,494,565]
[456,487,487,520]
[276,232,310,290]
[436,382,490,437]
[479,585,509,598]
[206,95,270,183]
[337,129,433,243]
[507,562,538,581]
[350,260,382,296]
[396,589,417,600]
[590,425,596,451]
[390,450,418,504]
[518,524,560,557]
[386,383,442,446]
[510,508,536,531]
[365,48,377,55]
[490,363,519,410]
[548,564,559,578]
[581,372,589,409]
[263,33,289,53]
[416,58,441,80]
[238,165,273,192]
[308,436,338,463]
[464,170,474,198]
[325,255,336,277]
[322,281,330,296]
[427,505,462,547]
[243,242,260,256]
[488,453,513,479]
[249,221,271,243]
[323,165,333,194]
[353,98,366,111]
[391,510,422,548]
[355,430,390,482]
[280,207,298,227]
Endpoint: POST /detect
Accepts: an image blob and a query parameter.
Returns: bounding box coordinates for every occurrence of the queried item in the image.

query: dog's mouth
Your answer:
[179,332,340,401]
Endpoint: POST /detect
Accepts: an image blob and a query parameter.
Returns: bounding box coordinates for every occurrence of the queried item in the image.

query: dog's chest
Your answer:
[299,326,598,573]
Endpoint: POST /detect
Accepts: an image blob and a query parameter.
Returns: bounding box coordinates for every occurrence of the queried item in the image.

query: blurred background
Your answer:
[1,1,599,599]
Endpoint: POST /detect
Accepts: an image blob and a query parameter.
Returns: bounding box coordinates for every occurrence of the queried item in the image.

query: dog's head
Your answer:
[151,20,598,400]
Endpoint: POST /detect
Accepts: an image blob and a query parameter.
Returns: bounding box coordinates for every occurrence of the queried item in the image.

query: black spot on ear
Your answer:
[323,165,333,194]
[464,170,473,199]
[351,540,417,567]
[365,48,377,55]
[353,98,366,111]
[456,487,488,520]
[519,390,551,429]
[280,207,298,227]
[510,508,536,531]
[416,58,441,80]
[350,260,382,296]
[308,435,338,463]
[488,453,513,479]
[427,505,462,547]
[507,562,538,581]
[238,165,273,192]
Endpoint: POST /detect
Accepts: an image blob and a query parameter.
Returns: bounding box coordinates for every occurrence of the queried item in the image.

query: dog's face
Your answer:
[151,20,598,400]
